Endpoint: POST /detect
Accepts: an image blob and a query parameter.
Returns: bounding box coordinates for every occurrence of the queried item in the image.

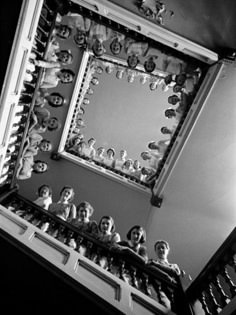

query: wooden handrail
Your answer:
[10,3,57,188]
[186,227,236,314]
[1,190,193,315]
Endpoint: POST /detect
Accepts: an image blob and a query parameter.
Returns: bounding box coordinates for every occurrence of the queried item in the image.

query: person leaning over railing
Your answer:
[147,240,181,310]
[68,201,98,255]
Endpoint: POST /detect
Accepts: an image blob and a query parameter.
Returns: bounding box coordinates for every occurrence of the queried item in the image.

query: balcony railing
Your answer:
[0,0,57,189]
[0,189,193,315]
[186,228,236,315]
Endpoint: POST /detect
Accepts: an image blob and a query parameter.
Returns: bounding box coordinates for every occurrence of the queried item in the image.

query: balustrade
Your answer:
[0,0,57,188]
[0,190,192,315]
[186,227,236,315]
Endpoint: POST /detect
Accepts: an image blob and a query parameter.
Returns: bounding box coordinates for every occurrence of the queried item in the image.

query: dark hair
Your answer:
[38,184,52,196]
[59,185,75,202]
[127,54,139,69]
[110,38,122,55]
[98,215,116,233]
[88,137,96,143]
[56,24,72,39]
[175,73,186,86]
[144,57,156,73]
[47,117,62,131]
[164,74,172,85]
[73,31,87,48]
[126,225,146,244]
[77,201,94,216]
[107,148,115,156]
[48,92,65,108]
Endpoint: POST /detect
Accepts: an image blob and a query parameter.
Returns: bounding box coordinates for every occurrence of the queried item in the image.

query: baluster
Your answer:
[22,206,34,221]
[118,260,127,282]
[140,273,152,296]
[38,215,50,232]
[42,3,53,16]
[221,266,236,297]
[199,292,213,315]
[206,283,222,314]
[34,35,46,48]
[7,199,23,212]
[47,220,58,238]
[29,210,41,226]
[38,21,50,35]
[75,235,84,253]
[28,210,39,224]
[229,255,236,273]
[94,247,102,265]
[212,276,230,307]
[129,266,138,289]
[107,254,114,273]
[66,231,76,248]
[56,225,66,243]
[85,240,94,260]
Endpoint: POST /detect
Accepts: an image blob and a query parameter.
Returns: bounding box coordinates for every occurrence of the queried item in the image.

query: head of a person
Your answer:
[92,39,106,57]
[144,57,156,73]
[74,30,87,47]
[38,184,52,197]
[164,74,173,85]
[77,201,94,221]
[120,149,127,159]
[60,186,75,202]
[98,215,115,234]
[73,133,84,145]
[123,159,133,169]
[154,240,170,260]
[133,159,141,169]
[107,148,115,158]
[149,82,158,91]
[39,139,52,152]
[59,69,75,84]
[116,69,124,80]
[47,117,62,131]
[33,160,48,174]
[148,141,159,151]
[77,107,85,116]
[83,98,90,105]
[127,54,139,69]
[127,225,146,245]
[76,118,85,127]
[78,141,86,150]
[56,24,72,39]
[88,137,96,146]
[57,50,73,65]
[165,108,176,119]
[161,126,172,135]
[175,73,186,86]
[105,64,114,74]
[141,151,151,161]
[168,95,180,105]
[91,77,99,86]
[48,92,66,108]
[173,84,183,93]
[110,38,122,55]
[86,87,94,95]
[96,66,103,75]
[97,146,105,155]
